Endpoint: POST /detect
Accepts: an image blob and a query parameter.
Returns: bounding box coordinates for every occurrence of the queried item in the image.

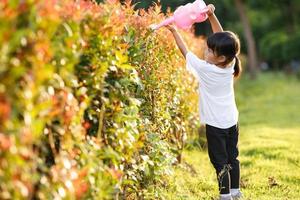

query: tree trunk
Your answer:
[234,0,258,79]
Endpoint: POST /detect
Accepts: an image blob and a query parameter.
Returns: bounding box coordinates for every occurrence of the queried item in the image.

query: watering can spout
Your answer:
[150,16,175,30]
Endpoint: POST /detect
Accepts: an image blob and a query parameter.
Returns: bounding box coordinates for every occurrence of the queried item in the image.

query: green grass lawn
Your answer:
[159,72,300,200]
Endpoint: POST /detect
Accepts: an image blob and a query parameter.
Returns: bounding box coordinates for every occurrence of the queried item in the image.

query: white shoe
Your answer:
[219,194,233,200]
[232,191,243,200]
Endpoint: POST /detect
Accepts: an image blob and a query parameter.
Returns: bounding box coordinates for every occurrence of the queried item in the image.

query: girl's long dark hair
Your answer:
[207,31,242,78]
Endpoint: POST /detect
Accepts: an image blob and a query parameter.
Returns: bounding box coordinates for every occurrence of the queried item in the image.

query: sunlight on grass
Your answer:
[239,126,300,200]
[235,72,300,128]
[160,72,300,199]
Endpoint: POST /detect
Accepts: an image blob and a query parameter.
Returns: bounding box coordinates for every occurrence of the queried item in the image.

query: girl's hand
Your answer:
[207,4,215,16]
[165,24,176,32]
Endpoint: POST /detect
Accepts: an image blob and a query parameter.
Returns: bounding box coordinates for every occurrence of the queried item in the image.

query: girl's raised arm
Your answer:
[207,4,223,33]
[165,25,188,58]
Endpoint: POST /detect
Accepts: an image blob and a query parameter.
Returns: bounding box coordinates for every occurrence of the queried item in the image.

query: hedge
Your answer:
[0,0,204,199]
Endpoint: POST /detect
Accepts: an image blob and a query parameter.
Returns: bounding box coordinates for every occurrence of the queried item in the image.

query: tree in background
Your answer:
[250,0,300,71]
[234,0,257,79]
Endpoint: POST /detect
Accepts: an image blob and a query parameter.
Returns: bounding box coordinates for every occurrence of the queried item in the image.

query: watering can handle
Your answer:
[150,7,209,30]
[202,8,209,13]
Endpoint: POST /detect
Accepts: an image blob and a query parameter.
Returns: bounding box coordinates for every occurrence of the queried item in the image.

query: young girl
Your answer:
[165,4,243,200]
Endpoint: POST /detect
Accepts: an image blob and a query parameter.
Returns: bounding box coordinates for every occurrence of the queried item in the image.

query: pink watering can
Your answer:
[150,0,209,30]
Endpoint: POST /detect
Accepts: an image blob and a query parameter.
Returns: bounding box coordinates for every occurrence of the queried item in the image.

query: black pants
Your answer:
[205,123,240,194]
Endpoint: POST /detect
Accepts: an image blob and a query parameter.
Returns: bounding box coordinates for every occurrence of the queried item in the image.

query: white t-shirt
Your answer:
[185,51,239,129]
